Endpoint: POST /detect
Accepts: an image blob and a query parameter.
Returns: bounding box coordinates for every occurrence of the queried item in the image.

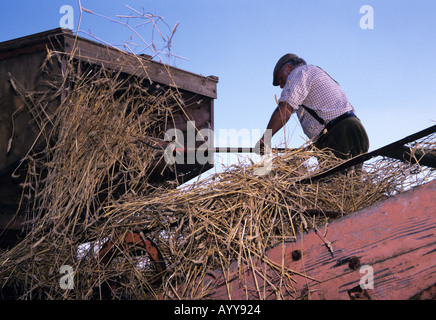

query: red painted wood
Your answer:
[196,180,436,300]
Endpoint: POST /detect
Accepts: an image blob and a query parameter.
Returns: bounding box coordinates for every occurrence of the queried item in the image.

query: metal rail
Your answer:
[298,124,436,184]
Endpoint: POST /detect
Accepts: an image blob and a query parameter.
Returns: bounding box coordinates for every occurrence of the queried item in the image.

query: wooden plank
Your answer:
[0,28,218,181]
[62,34,218,98]
[0,50,55,174]
[0,28,69,60]
[196,180,436,300]
[0,28,219,98]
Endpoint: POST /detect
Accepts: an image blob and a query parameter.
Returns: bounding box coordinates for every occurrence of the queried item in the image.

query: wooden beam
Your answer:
[0,28,219,98]
[0,28,69,60]
[62,34,218,98]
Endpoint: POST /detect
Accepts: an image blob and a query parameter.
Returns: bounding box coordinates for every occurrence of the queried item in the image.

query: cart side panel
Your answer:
[0,50,60,174]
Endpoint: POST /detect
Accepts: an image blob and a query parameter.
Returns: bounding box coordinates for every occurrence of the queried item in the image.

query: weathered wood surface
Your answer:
[199,180,436,300]
[0,28,219,245]
[0,28,217,176]
[62,33,218,99]
[0,28,218,99]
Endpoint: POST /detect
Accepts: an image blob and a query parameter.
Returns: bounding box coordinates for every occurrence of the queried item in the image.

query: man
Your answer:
[256,53,369,159]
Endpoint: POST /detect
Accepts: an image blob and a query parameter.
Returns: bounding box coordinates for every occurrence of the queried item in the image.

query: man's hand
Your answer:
[254,138,264,155]
[254,138,273,156]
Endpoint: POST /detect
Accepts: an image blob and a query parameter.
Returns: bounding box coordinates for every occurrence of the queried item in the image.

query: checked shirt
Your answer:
[278,64,355,139]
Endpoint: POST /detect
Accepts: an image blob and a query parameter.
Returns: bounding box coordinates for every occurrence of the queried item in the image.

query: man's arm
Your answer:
[256,101,295,149]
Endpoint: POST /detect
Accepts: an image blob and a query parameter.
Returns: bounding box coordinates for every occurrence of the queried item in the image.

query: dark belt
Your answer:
[324,110,357,133]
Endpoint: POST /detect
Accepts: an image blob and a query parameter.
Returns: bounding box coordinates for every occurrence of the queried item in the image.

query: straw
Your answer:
[0,9,435,300]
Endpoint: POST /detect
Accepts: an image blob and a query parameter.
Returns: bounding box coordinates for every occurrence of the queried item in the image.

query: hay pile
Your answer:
[115,142,435,300]
[0,47,185,298]
[1,43,435,300]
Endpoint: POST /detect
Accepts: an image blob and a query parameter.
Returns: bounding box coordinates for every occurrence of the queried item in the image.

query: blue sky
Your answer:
[1,1,435,172]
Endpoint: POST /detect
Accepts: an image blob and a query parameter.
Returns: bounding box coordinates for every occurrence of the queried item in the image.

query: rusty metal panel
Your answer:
[197,180,436,300]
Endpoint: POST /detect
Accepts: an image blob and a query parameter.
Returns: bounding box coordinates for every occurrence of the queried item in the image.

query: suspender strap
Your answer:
[300,104,326,126]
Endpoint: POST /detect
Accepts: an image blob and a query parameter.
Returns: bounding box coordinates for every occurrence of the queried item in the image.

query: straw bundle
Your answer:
[0,48,185,299]
[1,42,435,300]
[112,142,435,300]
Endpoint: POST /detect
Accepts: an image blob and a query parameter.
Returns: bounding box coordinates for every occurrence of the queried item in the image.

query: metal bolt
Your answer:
[291,249,302,261]
[348,256,361,270]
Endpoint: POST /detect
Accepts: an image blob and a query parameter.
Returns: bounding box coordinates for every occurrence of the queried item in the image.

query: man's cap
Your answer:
[273,53,299,86]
